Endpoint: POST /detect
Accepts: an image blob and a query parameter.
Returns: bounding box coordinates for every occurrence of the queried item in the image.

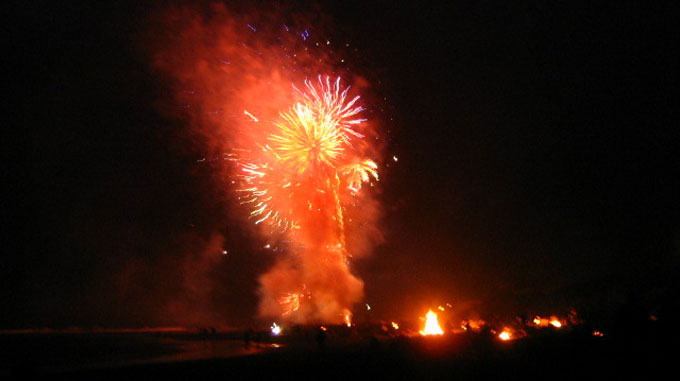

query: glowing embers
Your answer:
[498,329,512,341]
[532,316,565,329]
[420,310,444,336]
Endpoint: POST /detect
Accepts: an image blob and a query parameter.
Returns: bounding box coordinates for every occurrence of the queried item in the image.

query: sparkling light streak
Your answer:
[278,292,303,316]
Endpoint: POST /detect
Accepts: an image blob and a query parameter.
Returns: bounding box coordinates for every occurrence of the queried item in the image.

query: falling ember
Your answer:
[498,330,512,341]
[549,319,562,328]
[391,322,399,330]
[420,310,444,336]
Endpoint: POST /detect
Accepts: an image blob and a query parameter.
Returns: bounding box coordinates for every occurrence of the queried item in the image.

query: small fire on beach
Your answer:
[420,310,444,336]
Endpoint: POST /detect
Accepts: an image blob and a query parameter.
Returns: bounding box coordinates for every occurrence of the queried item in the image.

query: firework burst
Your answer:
[233,76,378,322]
[269,78,365,174]
[235,76,375,234]
[152,6,383,325]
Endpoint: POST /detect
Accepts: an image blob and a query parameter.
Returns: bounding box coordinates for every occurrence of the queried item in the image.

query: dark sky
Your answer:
[3,1,678,328]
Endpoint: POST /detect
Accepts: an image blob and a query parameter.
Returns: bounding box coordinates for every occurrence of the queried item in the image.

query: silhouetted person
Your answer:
[244,329,253,349]
[463,320,471,335]
[614,292,649,343]
[368,336,381,355]
[613,292,650,373]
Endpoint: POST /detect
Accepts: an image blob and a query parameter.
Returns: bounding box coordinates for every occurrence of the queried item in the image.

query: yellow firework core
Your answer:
[269,76,366,175]
[235,76,376,233]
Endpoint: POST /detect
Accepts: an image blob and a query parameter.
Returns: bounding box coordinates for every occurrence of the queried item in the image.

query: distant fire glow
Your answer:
[499,330,512,341]
[533,315,566,328]
[420,310,444,336]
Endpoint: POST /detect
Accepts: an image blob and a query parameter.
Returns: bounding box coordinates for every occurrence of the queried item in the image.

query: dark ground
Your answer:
[2,324,673,380]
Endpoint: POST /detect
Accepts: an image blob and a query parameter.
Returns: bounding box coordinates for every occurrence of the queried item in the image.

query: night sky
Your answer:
[3,1,678,329]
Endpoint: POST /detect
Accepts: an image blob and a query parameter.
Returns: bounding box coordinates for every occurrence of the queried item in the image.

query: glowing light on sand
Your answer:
[270,322,281,335]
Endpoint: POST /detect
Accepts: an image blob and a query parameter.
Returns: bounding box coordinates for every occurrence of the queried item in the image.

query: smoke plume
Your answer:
[148,2,382,324]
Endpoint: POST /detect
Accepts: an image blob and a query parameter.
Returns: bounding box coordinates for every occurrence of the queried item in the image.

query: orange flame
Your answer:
[533,315,565,328]
[420,310,444,336]
[343,309,352,327]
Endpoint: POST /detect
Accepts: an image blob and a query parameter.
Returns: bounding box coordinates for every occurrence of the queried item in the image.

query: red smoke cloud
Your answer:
[148,2,383,324]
